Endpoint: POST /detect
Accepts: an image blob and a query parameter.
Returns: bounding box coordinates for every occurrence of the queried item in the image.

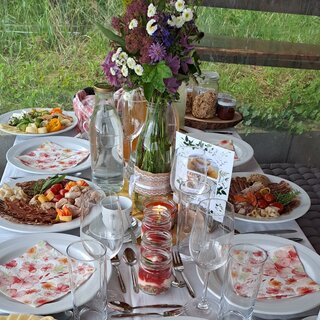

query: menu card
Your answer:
[175,132,235,201]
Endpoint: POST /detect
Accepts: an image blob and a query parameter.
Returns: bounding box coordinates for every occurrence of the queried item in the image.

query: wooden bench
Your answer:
[196,0,320,69]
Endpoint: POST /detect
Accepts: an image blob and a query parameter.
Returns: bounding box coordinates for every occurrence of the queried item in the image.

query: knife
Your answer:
[240,229,298,235]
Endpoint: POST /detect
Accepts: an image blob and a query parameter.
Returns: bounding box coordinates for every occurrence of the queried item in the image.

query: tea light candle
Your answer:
[143,196,178,227]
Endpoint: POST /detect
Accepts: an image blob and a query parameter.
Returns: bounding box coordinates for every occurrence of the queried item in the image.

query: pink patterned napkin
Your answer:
[0,241,94,307]
[17,141,89,171]
[231,245,320,300]
[258,245,320,299]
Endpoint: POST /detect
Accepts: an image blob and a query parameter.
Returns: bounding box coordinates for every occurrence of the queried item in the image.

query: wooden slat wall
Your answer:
[201,0,320,16]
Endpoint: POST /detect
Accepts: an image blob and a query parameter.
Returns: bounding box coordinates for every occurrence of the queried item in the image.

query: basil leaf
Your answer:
[40,175,66,193]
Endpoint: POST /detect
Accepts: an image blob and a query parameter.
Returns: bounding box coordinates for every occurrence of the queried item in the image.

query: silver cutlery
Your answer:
[111,254,126,293]
[123,248,139,293]
[111,308,183,318]
[172,250,195,298]
[108,300,183,312]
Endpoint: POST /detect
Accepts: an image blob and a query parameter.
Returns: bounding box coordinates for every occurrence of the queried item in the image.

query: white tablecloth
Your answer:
[0,129,319,319]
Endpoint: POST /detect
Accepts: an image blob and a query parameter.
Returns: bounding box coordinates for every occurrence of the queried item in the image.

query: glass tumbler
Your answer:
[218,243,268,320]
[67,239,108,320]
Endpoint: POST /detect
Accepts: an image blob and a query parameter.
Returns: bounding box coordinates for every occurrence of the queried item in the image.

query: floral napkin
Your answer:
[231,245,320,300]
[258,245,320,299]
[0,241,94,307]
[17,141,89,171]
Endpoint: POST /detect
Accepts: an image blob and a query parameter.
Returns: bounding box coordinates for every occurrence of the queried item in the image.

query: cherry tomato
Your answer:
[50,183,63,194]
[263,193,275,203]
[53,194,63,202]
[246,192,257,206]
[255,191,263,200]
[59,189,68,197]
[270,202,284,214]
[257,199,268,209]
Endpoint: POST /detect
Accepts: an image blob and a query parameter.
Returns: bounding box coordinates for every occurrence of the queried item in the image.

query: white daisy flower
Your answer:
[147,3,157,17]
[176,15,185,28]
[110,67,116,76]
[119,52,128,61]
[127,57,136,69]
[111,53,118,62]
[121,65,128,77]
[115,59,123,67]
[182,8,193,22]
[167,15,177,27]
[134,64,144,76]
[175,0,185,12]
[129,19,138,30]
[146,19,158,35]
[115,47,122,55]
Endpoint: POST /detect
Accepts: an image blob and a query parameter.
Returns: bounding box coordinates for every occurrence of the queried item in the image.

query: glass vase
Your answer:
[134,99,177,210]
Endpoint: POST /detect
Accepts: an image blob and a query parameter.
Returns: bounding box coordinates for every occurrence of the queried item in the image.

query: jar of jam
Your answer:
[143,196,178,227]
[138,248,172,295]
[141,230,173,255]
[217,93,236,120]
[141,208,172,236]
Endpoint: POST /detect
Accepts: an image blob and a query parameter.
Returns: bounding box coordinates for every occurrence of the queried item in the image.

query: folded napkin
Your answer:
[217,139,239,160]
[0,241,94,307]
[231,245,320,300]
[258,245,320,299]
[17,141,89,171]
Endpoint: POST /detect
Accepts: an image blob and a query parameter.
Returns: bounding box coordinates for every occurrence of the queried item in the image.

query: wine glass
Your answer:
[170,146,208,202]
[116,88,147,177]
[185,197,234,319]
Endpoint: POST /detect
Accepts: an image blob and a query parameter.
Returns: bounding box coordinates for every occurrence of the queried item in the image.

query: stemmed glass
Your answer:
[185,197,234,319]
[116,88,147,177]
[170,146,208,202]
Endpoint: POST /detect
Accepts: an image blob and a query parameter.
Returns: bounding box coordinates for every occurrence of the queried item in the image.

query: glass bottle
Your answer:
[89,83,124,193]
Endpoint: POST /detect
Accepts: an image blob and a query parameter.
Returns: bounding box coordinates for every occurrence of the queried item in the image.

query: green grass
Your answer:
[0,1,319,133]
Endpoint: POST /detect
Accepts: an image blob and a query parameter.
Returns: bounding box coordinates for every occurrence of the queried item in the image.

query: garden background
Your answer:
[0,0,319,133]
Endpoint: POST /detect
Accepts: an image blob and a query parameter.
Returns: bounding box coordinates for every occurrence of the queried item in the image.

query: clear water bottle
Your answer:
[89,83,124,192]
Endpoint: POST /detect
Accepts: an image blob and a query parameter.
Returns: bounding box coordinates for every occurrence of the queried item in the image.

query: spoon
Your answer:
[123,248,139,293]
[108,300,183,313]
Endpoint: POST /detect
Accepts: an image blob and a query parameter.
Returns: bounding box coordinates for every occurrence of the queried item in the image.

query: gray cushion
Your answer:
[260,163,320,254]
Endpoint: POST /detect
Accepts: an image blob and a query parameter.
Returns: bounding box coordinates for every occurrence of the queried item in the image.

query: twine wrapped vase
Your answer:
[134,98,177,210]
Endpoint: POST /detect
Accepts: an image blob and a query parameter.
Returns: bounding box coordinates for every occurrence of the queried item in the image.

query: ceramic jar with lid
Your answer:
[217,93,236,120]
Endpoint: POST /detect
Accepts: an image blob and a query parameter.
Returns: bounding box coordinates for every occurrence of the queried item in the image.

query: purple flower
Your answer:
[180,34,194,54]
[166,54,180,75]
[101,51,124,88]
[164,77,181,94]
[148,42,167,63]
[181,57,193,74]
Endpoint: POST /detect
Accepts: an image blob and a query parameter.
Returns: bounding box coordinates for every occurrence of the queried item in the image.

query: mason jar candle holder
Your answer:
[141,230,173,255]
[143,196,178,227]
[138,248,172,295]
[141,208,172,236]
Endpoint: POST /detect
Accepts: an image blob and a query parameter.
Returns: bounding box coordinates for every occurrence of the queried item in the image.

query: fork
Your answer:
[111,308,183,318]
[111,254,126,293]
[172,250,195,298]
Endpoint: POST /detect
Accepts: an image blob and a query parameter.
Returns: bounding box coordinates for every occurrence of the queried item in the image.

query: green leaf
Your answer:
[143,83,154,102]
[40,175,66,193]
[141,62,172,99]
[96,23,125,47]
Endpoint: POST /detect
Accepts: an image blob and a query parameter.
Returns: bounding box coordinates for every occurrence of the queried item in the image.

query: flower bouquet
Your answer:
[99,0,203,203]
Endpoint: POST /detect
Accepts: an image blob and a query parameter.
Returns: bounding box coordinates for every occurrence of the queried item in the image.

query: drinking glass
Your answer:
[218,244,268,320]
[117,88,147,176]
[170,146,208,201]
[176,181,211,257]
[67,239,107,320]
[185,198,234,319]
[80,191,125,259]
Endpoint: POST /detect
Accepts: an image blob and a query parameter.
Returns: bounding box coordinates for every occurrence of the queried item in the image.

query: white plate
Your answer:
[6,136,90,175]
[201,234,320,319]
[232,172,311,223]
[123,217,141,243]
[0,175,97,233]
[154,317,204,320]
[187,132,254,168]
[302,316,318,320]
[0,233,111,315]
[0,109,78,136]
